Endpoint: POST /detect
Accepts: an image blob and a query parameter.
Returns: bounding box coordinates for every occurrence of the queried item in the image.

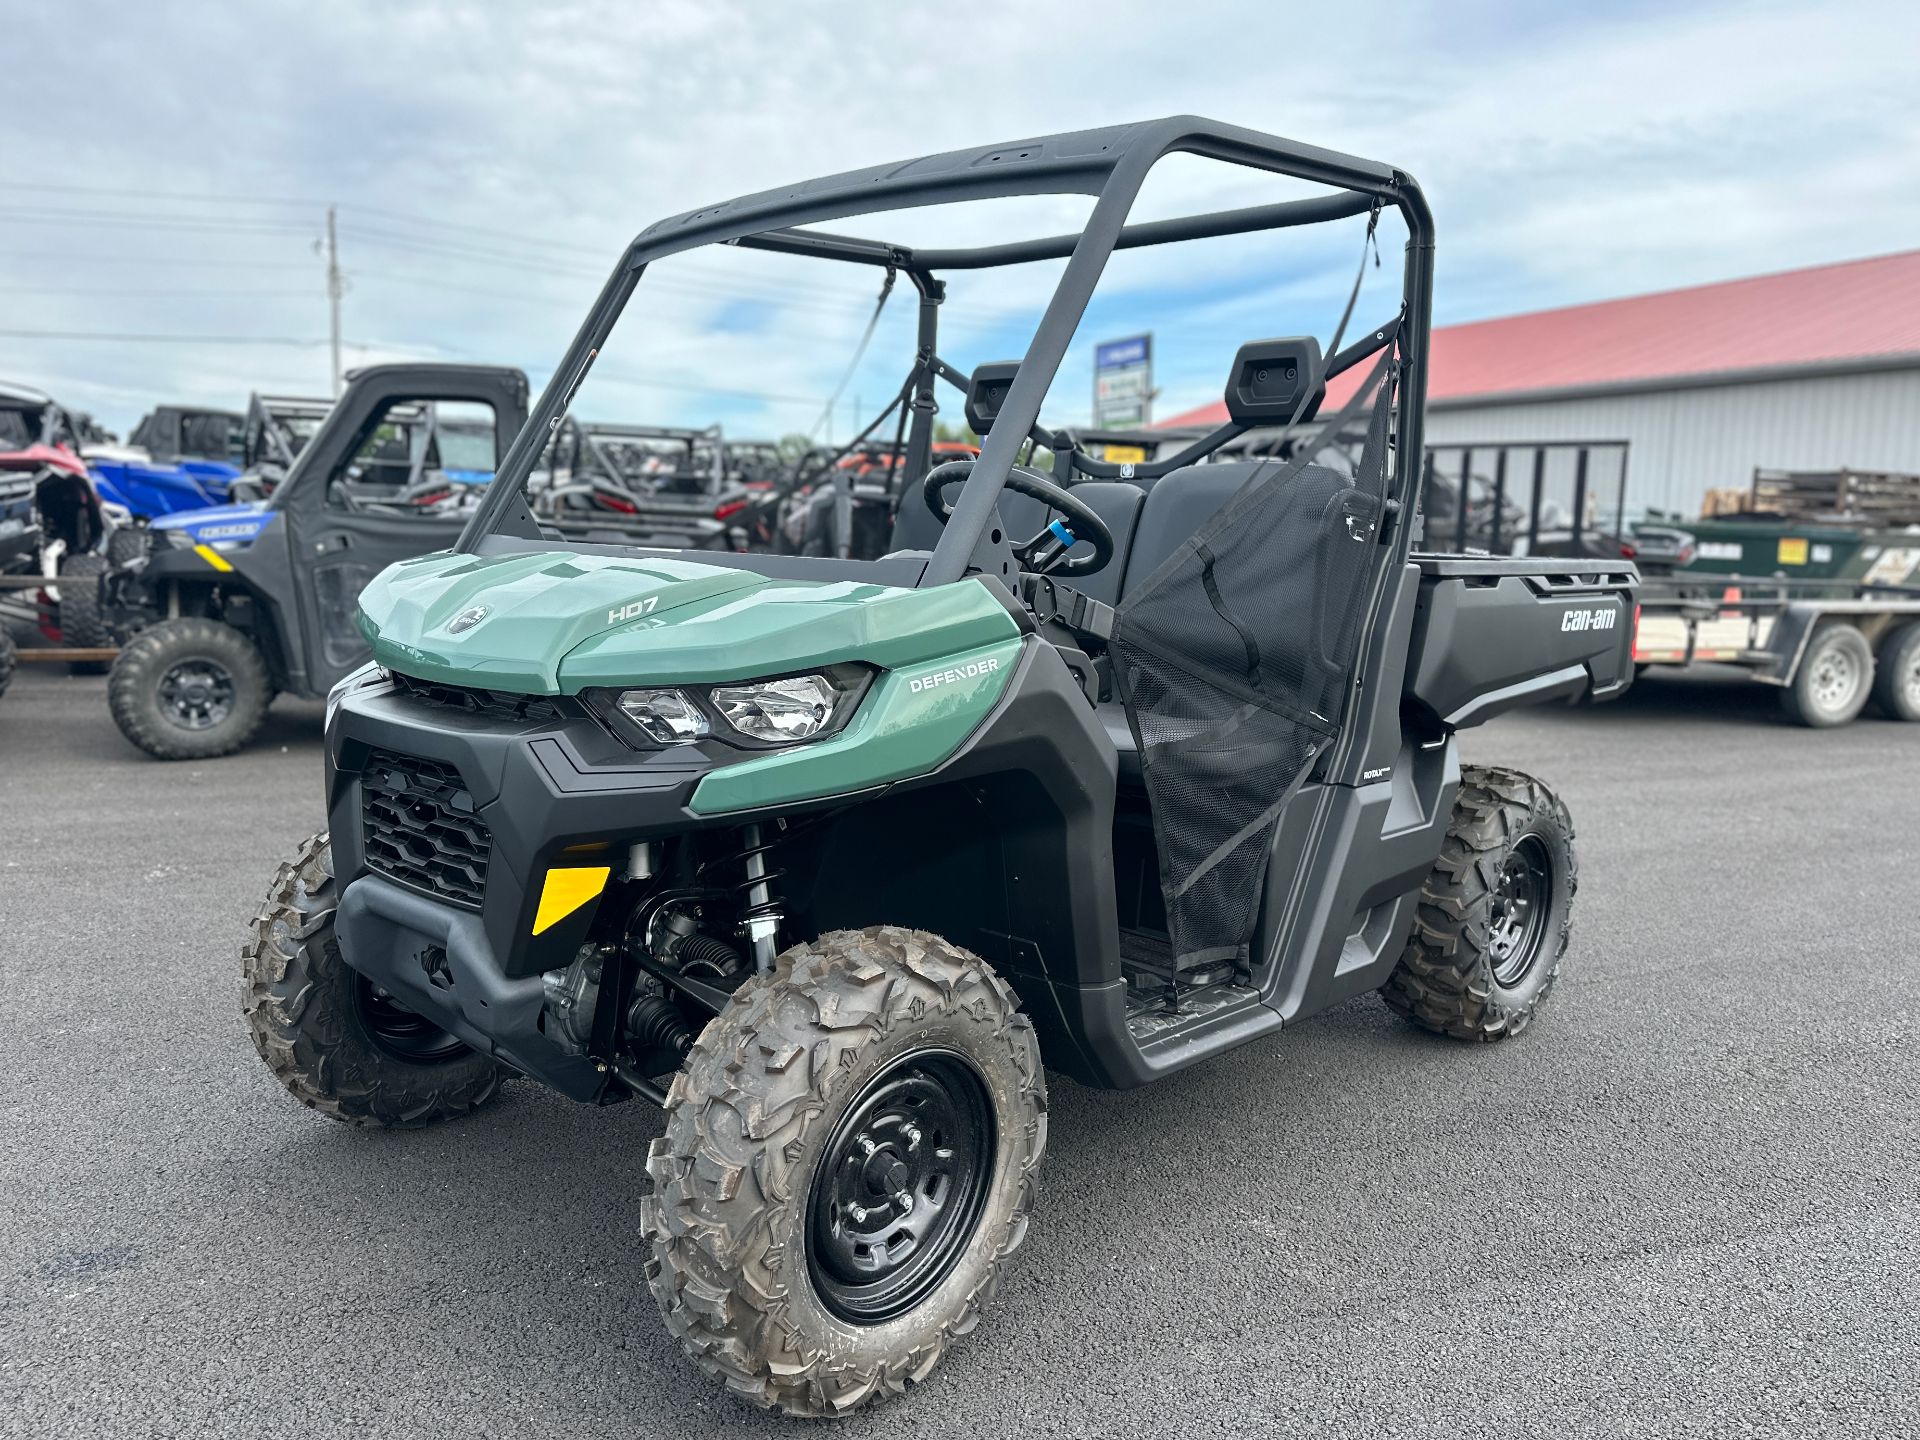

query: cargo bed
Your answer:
[1404,552,1640,728]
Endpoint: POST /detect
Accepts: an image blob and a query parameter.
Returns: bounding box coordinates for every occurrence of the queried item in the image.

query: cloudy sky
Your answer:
[4,0,1916,441]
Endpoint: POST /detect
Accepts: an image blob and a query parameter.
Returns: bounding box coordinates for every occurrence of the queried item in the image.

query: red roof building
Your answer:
[1163,248,1920,426]
[1160,249,1920,517]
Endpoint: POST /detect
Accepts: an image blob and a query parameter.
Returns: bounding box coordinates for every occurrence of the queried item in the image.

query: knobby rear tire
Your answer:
[56,552,112,670]
[1382,764,1577,1042]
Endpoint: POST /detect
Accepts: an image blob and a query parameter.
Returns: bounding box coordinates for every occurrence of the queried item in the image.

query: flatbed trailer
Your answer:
[1634,574,1920,727]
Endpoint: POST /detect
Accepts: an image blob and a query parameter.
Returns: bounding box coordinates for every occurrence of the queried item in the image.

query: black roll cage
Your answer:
[0,387,84,450]
[243,393,333,470]
[547,419,729,493]
[458,115,1435,586]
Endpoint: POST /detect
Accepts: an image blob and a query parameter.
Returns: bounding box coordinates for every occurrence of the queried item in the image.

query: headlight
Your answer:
[711,674,837,743]
[613,688,709,745]
[586,666,870,751]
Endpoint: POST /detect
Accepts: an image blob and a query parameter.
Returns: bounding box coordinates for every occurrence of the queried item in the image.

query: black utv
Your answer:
[239,119,1637,1417]
[532,420,741,549]
[228,392,334,501]
[102,364,528,759]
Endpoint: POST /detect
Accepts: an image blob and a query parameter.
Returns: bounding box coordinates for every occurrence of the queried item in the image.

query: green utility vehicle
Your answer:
[242,119,1637,1416]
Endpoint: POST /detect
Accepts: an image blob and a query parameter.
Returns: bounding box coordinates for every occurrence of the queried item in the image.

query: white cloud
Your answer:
[2,0,1914,436]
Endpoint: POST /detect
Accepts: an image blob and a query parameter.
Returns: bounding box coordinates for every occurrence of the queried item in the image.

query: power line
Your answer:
[334,221,1039,323]
[0,285,315,298]
[335,206,608,261]
[0,207,319,236]
[336,224,605,279]
[1,185,1040,324]
[0,329,430,349]
[336,227,897,317]
[0,179,324,207]
[347,268,587,307]
[586,361,829,409]
[3,326,834,410]
[0,180,612,259]
[0,251,320,270]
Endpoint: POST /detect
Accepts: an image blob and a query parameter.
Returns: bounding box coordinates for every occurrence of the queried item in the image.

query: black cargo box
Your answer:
[1405,555,1639,728]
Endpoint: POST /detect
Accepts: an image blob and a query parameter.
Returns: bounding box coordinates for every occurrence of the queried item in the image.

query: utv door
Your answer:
[272,365,529,694]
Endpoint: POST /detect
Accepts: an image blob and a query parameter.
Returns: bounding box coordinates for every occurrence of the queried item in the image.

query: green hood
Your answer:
[357,549,1022,695]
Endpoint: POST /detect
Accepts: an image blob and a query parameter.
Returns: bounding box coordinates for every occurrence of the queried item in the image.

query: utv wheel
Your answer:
[1870,621,1920,722]
[241,832,506,1126]
[1383,764,1577,1042]
[643,926,1046,1417]
[108,616,271,759]
[56,552,112,669]
[106,526,147,568]
[1780,621,1873,728]
[0,625,15,699]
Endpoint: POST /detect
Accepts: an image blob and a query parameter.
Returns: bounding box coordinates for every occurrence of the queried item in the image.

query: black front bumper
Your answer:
[325,677,734,1101]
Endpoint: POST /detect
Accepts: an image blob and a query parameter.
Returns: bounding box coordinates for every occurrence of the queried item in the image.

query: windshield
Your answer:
[179,412,244,462]
[282,416,324,452]
[0,405,41,450]
[457,120,1430,585]
[436,424,497,474]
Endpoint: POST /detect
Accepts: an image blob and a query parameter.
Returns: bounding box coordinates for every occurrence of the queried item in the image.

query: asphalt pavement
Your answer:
[2,661,1915,1439]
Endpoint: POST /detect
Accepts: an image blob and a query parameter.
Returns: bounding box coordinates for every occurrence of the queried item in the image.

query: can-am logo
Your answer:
[1561,606,1618,633]
[908,657,1002,693]
[448,605,490,634]
[607,596,660,624]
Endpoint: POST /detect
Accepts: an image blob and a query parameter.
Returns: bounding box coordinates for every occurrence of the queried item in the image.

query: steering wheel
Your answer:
[921,460,1115,577]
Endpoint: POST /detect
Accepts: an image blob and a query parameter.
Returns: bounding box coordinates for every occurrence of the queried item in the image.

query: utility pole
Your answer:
[325,205,343,397]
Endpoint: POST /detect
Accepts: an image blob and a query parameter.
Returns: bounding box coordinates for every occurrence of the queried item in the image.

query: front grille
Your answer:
[360,748,491,909]
[389,670,571,724]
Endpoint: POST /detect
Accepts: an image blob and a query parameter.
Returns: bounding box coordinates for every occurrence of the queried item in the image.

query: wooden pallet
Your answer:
[1750,467,1920,526]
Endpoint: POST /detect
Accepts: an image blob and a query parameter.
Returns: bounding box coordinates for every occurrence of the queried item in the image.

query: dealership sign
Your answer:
[1093,334,1152,427]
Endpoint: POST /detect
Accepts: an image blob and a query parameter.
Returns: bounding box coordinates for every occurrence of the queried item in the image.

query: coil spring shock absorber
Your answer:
[707,822,785,971]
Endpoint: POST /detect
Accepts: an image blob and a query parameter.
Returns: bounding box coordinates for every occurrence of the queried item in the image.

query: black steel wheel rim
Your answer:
[806,1048,996,1325]
[1488,833,1553,987]
[354,976,468,1063]
[157,658,235,731]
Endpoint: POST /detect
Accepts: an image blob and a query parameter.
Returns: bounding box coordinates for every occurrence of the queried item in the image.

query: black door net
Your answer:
[1110,354,1394,974]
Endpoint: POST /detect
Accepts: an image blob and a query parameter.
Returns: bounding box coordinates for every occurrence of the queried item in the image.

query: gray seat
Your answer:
[1118,462,1261,598]
[1098,463,1270,783]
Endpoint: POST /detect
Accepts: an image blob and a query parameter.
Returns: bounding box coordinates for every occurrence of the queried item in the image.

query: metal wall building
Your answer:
[1422,355,1920,520]
[1165,249,1920,521]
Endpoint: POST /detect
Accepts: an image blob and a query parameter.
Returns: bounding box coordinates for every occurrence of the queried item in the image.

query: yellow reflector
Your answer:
[193,544,234,572]
[532,865,610,935]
